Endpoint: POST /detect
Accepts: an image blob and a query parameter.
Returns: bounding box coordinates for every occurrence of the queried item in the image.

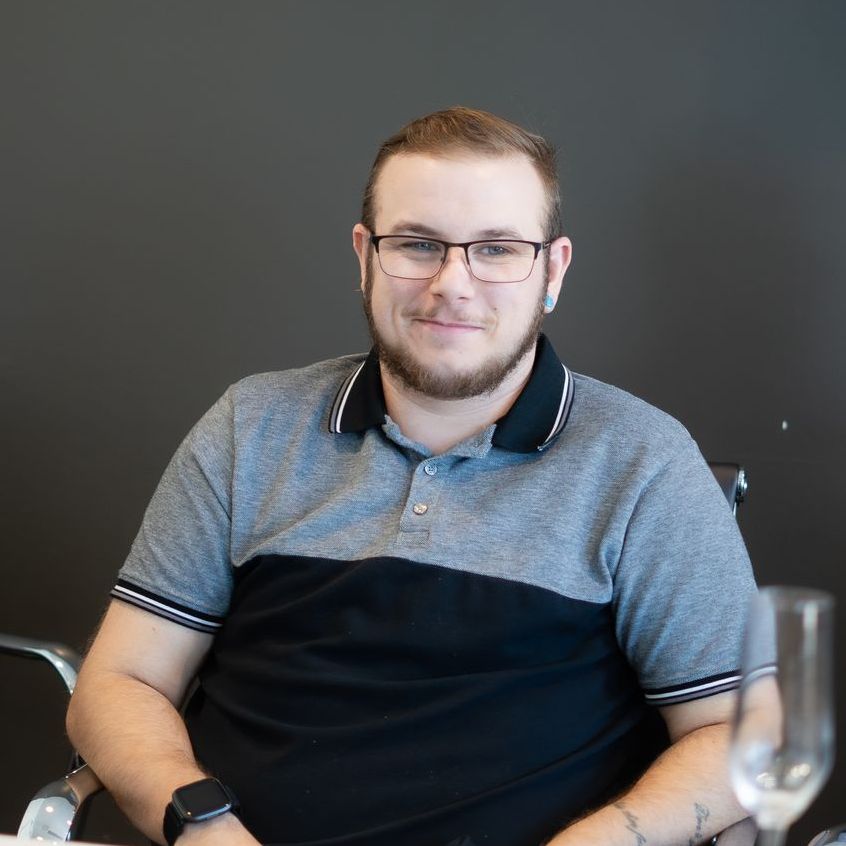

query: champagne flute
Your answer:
[730,586,835,846]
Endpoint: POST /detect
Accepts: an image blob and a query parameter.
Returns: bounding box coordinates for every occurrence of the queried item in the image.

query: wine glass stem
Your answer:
[757,829,788,846]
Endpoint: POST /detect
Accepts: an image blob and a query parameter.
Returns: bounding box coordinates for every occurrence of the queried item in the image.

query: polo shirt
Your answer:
[113,334,756,846]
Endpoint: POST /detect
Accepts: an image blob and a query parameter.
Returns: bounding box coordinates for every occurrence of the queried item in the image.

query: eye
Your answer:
[477,242,516,257]
[398,239,440,252]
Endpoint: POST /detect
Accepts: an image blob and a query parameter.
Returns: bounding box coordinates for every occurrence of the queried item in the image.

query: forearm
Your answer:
[67,603,259,845]
[67,667,209,841]
[547,723,750,846]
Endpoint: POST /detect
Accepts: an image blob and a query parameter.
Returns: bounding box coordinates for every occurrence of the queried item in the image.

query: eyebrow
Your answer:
[386,221,526,240]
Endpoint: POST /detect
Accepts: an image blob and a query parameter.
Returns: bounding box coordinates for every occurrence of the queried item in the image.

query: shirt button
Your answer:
[423,463,438,476]
[412,503,429,515]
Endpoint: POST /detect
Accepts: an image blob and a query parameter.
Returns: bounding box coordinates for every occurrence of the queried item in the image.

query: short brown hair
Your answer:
[361,106,561,240]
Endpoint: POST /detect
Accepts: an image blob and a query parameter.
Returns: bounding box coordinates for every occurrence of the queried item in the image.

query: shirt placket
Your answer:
[395,457,448,550]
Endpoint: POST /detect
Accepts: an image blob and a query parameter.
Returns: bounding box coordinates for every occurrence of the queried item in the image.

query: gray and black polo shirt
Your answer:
[113,335,755,846]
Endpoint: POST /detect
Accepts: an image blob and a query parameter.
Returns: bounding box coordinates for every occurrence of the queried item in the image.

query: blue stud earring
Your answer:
[544,294,555,310]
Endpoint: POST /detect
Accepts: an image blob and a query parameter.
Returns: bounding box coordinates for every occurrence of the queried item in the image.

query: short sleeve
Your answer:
[612,437,757,706]
[111,389,235,632]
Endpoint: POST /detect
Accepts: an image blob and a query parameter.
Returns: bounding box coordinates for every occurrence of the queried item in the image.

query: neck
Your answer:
[380,350,536,455]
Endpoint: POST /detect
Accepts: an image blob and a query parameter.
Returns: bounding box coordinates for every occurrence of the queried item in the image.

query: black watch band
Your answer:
[163,777,239,846]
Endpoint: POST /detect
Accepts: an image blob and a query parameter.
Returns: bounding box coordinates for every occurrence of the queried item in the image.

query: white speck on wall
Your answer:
[782,420,789,431]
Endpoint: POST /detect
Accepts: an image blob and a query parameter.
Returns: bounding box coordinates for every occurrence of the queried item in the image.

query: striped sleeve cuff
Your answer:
[643,669,742,706]
[111,579,224,634]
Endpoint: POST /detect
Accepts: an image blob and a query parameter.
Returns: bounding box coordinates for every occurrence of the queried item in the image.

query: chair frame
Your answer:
[0,634,103,840]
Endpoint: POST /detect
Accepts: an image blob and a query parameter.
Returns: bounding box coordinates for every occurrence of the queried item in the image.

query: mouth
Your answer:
[411,316,486,333]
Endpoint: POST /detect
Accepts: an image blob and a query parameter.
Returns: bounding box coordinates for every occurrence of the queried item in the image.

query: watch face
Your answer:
[173,778,232,821]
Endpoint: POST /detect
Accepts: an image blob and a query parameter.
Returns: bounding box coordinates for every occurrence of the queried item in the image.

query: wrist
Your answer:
[163,777,240,846]
[545,804,634,846]
[174,811,244,844]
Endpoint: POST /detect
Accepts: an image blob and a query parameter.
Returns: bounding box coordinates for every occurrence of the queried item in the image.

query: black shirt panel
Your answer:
[184,554,669,845]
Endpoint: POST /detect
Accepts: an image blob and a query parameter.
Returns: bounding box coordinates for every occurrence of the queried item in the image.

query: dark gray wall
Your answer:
[2,2,844,843]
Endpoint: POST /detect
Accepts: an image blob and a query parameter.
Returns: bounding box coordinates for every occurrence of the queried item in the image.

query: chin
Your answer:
[388,349,527,400]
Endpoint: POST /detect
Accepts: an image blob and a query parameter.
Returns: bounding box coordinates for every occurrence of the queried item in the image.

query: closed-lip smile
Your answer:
[413,317,485,332]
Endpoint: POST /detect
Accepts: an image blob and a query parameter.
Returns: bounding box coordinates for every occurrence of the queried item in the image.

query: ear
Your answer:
[352,223,371,292]
[544,236,572,310]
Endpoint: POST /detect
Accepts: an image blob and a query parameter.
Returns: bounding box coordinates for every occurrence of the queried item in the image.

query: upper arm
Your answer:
[77,599,213,707]
[612,438,755,711]
[74,394,234,710]
[658,689,737,743]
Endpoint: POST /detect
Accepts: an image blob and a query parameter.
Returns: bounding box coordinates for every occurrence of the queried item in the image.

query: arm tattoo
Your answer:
[688,802,711,845]
[613,801,647,846]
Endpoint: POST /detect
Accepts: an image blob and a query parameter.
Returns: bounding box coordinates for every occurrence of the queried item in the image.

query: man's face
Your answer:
[353,153,568,400]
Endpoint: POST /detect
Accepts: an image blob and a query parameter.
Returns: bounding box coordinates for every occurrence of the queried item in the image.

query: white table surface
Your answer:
[0,836,117,845]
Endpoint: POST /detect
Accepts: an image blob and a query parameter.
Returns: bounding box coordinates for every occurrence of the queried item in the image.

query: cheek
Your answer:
[389,279,427,310]
[369,279,411,322]
[500,292,541,329]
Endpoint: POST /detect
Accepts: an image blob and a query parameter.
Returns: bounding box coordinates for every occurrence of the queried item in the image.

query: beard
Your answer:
[361,260,547,400]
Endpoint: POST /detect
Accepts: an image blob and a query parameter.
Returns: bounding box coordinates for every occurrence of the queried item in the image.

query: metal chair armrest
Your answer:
[808,825,846,845]
[17,763,104,841]
[0,633,82,695]
[706,462,748,516]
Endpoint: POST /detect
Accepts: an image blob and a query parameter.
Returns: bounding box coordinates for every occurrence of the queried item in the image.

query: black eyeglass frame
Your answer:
[369,234,552,283]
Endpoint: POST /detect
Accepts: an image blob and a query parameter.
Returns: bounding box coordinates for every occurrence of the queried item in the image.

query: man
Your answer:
[67,107,756,846]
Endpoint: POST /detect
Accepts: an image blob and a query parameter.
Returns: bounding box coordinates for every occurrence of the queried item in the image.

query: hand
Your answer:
[175,812,262,846]
[712,818,757,846]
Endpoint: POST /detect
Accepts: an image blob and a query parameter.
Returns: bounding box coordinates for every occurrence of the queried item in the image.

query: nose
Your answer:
[427,245,476,300]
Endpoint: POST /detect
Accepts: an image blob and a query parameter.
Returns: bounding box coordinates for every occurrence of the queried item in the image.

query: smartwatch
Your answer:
[163,777,240,846]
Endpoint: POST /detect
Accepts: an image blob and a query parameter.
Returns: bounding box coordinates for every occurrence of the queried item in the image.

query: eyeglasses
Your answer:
[370,234,550,283]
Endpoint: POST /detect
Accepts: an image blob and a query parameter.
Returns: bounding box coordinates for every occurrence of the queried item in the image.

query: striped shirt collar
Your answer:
[328,334,574,454]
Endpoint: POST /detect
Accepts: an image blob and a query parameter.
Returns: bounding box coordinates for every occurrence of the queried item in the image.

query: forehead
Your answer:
[372,152,547,239]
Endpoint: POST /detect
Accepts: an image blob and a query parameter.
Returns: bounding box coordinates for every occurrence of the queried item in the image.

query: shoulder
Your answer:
[230,354,367,408]
[569,371,693,452]
[185,353,366,453]
[554,372,702,494]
